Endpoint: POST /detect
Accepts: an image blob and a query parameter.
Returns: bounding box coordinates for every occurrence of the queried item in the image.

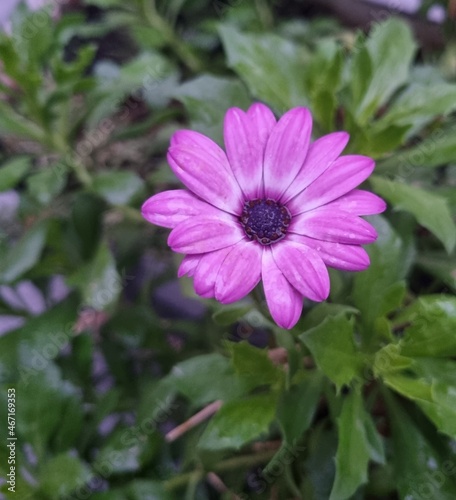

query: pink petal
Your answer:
[224,105,275,199]
[142,190,219,228]
[290,208,378,244]
[178,255,201,277]
[262,248,303,329]
[168,146,243,214]
[168,216,244,254]
[263,107,313,199]
[325,189,387,215]
[289,234,370,271]
[170,130,231,173]
[215,241,262,303]
[247,103,276,149]
[193,247,232,298]
[280,131,350,203]
[272,242,329,302]
[287,155,375,215]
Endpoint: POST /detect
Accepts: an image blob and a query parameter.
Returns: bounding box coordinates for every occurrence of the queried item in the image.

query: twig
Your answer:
[165,400,222,443]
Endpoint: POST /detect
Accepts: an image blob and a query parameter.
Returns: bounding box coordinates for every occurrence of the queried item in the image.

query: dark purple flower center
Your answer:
[239,199,291,246]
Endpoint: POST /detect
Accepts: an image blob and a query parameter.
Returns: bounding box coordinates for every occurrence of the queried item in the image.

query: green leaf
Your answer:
[70,192,105,261]
[277,372,323,446]
[354,18,416,124]
[127,480,175,500]
[92,171,144,205]
[299,314,362,391]
[27,167,67,205]
[386,391,456,499]
[212,303,253,326]
[219,25,308,111]
[198,393,276,451]
[67,242,121,311]
[39,453,92,500]
[0,156,31,191]
[396,295,456,357]
[168,353,247,406]
[0,101,45,142]
[370,176,456,253]
[0,220,49,283]
[226,341,284,391]
[379,81,456,129]
[352,216,407,338]
[16,363,82,461]
[173,74,250,144]
[416,251,456,292]
[329,391,371,500]
[377,121,456,172]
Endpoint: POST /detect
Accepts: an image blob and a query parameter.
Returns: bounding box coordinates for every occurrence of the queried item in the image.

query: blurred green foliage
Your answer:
[1,0,456,499]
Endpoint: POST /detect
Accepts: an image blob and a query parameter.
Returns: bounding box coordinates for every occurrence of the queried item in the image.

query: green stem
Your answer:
[141,0,202,72]
[163,449,277,491]
[255,0,274,30]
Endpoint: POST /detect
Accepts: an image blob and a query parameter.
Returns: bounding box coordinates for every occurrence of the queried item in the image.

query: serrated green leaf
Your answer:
[396,295,456,357]
[168,353,247,406]
[0,156,31,191]
[227,341,284,391]
[277,372,323,446]
[352,216,407,339]
[219,25,308,111]
[299,314,362,391]
[377,121,456,172]
[330,391,371,500]
[416,251,456,292]
[198,393,276,451]
[386,391,456,499]
[370,176,456,253]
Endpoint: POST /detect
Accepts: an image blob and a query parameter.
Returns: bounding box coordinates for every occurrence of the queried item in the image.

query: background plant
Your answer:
[0,1,456,499]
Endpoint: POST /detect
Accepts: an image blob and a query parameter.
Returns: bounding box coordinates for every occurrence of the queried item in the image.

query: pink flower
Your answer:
[142,104,386,329]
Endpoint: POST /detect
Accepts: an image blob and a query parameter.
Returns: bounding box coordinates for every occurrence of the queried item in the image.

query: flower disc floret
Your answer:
[240,199,291,245]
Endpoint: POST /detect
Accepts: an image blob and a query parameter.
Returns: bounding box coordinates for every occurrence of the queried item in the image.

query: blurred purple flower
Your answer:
[142,104,386,329]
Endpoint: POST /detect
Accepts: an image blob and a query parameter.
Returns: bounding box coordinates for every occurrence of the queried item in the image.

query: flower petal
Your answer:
[272,241,329,302]
[247,102,276,148]
[215,241,262,303]
[168,146,243,214]
[178,255,201,277]
[262,248,303,329]
[171,130,231,173]
[193,247,232,298]
[290,208,378,244]
[288,155,375,215]
[142,190,219,228]
[263,107,313,199]
[289,234,370,271]
[281,131,349,203]
[168,216,244,254]
[325,189,387,215]
[224,106,274,198]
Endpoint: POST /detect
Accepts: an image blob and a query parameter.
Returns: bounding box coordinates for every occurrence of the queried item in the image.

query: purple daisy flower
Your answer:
[142,104,386,329]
